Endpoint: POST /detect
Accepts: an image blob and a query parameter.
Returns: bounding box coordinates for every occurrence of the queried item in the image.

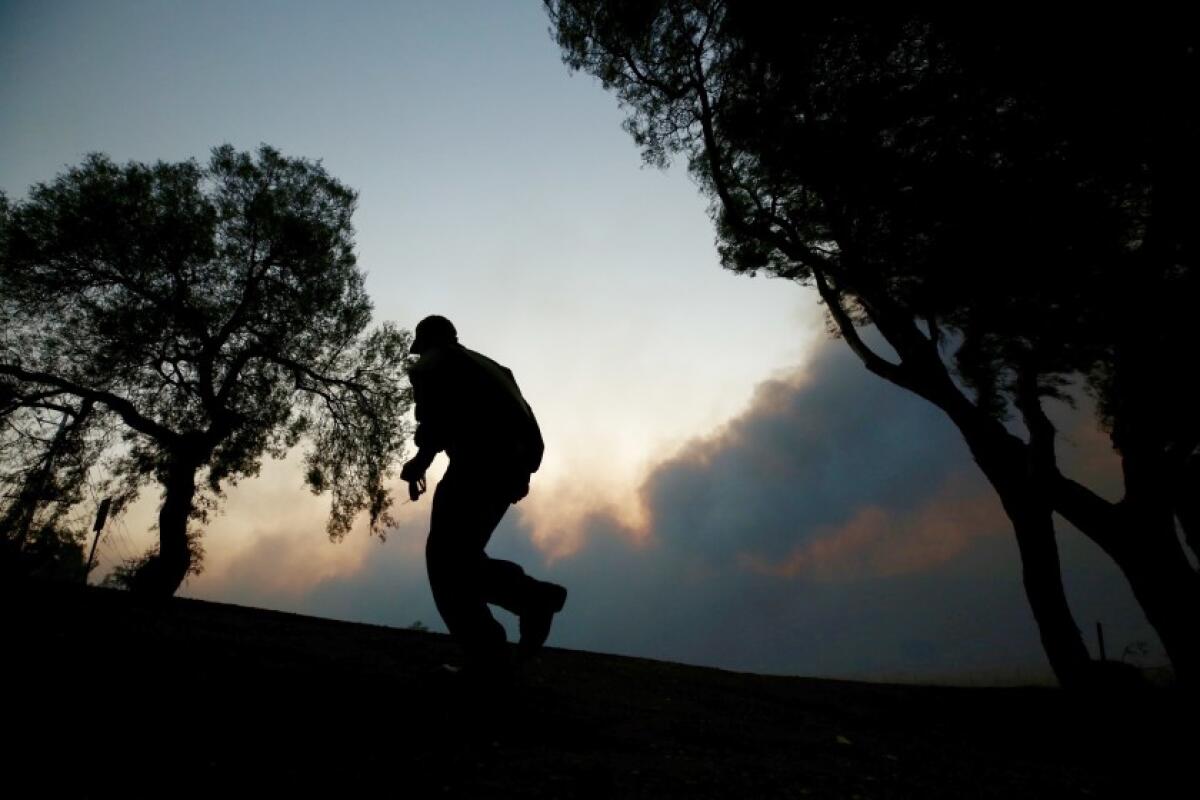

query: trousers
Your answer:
[425,465,539,659]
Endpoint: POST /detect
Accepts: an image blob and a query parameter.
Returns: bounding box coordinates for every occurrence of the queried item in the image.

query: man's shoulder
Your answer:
[413,345,519,392]
[462,347,511,376]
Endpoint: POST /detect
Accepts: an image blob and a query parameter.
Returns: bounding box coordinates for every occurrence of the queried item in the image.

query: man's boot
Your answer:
[518,580,567,657]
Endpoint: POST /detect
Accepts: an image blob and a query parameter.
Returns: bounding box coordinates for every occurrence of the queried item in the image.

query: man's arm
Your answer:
[404,391,442,476]
[401,358,449,500]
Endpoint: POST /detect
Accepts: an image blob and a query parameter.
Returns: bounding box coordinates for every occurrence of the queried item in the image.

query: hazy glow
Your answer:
[0,0,819,575]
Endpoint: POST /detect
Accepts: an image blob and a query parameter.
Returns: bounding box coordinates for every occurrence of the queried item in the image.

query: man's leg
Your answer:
[467,488,568,656]
[425,470,510,664]
[479,559,565,644]
[426,467,568,661]
[479,559,536,614]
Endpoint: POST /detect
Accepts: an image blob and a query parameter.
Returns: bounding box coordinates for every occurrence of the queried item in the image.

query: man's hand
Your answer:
[401,458,427,502]
[407,475,427,502]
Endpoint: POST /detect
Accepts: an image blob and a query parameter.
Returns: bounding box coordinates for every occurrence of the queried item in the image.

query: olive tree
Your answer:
[1,145,412,595]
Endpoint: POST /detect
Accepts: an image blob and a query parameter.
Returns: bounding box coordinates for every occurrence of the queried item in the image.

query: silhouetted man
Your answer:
[400,315,567,676]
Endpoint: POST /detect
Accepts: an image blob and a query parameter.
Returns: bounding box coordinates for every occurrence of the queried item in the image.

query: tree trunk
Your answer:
[134,455,199,597]
[813,273,1181,686]
[949,409,1094,688]
[821,333,1097,684]
[988,480,1093,687]
[1111,506,1200,685]
[1101,439,1200,684]
[158,458,197,594]
[1002,500,1094,688]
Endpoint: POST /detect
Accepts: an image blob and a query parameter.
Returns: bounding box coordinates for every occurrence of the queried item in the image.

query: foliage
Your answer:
[1,145,412,591]
[548,1,1200,684]
[549,4,1197,431]
[0,521,88,583]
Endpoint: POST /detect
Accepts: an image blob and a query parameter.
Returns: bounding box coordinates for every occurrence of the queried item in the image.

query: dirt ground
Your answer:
[4,581,1186,798]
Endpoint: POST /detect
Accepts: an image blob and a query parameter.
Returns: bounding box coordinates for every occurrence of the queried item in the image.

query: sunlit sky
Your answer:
[1,1,1158,681]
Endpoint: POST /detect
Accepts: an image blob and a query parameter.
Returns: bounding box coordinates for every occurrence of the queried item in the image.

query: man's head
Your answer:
[411,315,458,355]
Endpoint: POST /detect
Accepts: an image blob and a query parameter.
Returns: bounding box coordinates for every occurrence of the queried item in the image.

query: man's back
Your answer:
[409,343,543,473]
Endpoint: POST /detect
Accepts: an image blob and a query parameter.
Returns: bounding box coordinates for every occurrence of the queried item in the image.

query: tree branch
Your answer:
[0,363,178,445]
[1052,474,1121,557]
[691,45,833,274]
[0,387,83,419]
[811,265,911,388]
[266,353,368,394]
[214,347,258,405]
[1014,361,1057,477]
[198,214,264,412]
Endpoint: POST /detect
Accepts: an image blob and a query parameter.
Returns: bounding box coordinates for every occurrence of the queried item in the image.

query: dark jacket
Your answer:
[409,343,544,475]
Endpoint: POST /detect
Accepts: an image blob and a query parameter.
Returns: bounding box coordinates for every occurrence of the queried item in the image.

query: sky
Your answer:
[0,0,1163,682]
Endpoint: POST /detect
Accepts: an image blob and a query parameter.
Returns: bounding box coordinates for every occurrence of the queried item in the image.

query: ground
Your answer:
[4,581,1184,798]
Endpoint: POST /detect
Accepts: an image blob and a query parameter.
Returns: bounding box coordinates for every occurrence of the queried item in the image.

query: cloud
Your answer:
[533,338,1158,681]
[535,499,1040,681]
[185,336,1158,683]
[196,526,375,601]
[638,340,979,566]
[739,474,1002,582]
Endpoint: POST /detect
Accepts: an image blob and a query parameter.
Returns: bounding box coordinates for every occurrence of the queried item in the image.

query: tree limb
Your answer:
[266,353,368,394]
[1051,473,1121,557]
[0,363,178,445]
[810,266,912,388]
[691,45,832,274]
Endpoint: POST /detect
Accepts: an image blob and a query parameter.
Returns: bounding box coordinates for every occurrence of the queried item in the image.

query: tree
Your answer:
[548,2,1199,685]
[0,145,413,596]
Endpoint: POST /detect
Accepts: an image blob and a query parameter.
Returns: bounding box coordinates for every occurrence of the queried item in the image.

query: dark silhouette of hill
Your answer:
[5,581,1181,798]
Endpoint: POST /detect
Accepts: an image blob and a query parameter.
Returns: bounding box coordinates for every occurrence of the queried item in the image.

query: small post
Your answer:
[1096,621,1107,662]
[83,498,111,584]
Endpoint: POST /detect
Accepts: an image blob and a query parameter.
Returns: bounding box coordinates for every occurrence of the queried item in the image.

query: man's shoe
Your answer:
[519,581,567,656]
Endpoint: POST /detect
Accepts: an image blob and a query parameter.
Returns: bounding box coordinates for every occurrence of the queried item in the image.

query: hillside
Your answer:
[5,581,1181,798]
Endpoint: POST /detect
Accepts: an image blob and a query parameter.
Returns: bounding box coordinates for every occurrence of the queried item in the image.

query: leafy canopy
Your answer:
[1,145,412,544]
[549,3,1198,435]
